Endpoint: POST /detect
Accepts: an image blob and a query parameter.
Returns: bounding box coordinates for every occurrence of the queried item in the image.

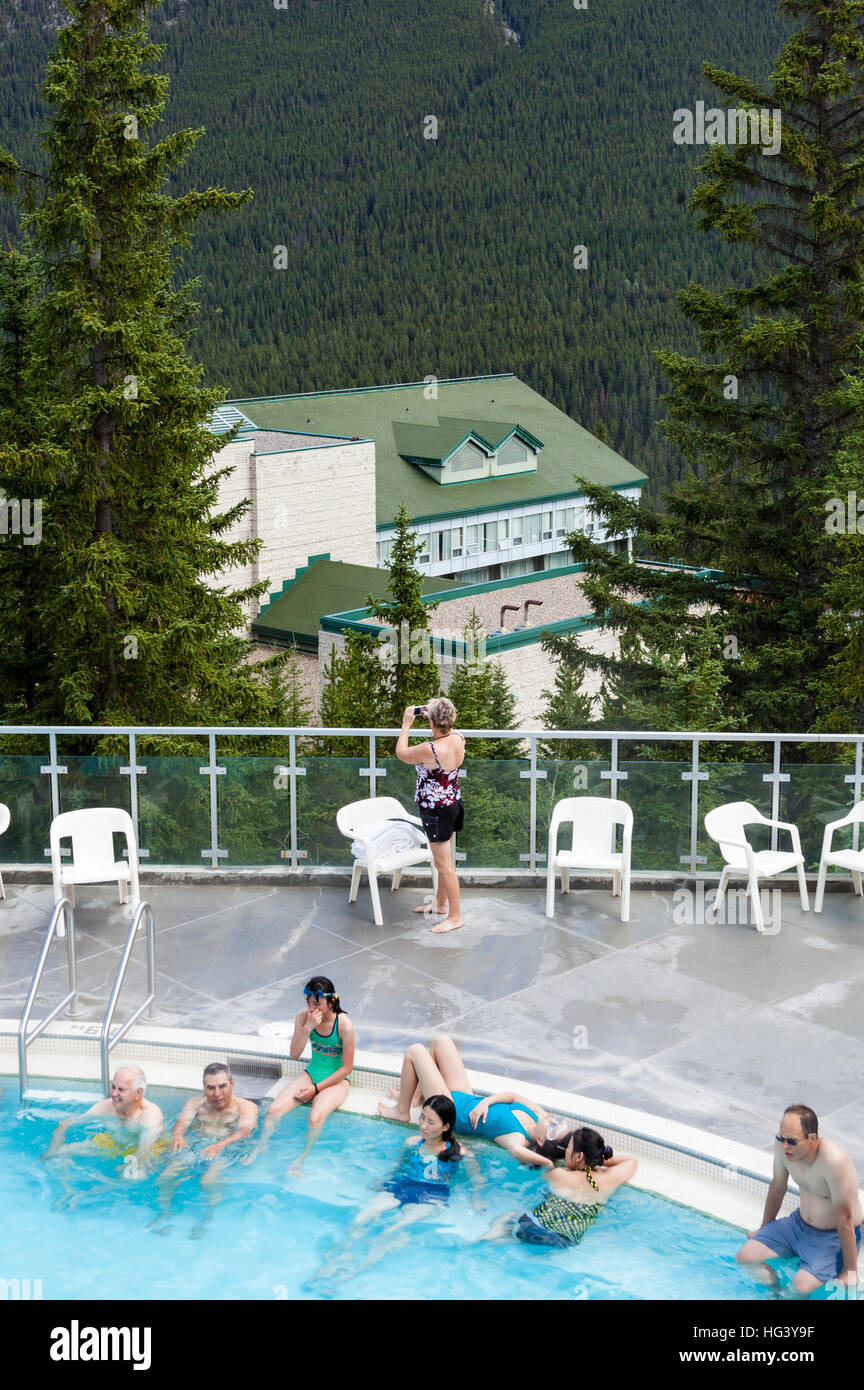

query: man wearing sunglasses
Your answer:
[735,1104,862,1297]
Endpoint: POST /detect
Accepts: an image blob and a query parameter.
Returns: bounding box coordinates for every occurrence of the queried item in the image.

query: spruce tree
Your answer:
[318,632,387,756]
[0,0,285,727]
[366,501,438,722]
[539,632,596,758]
[446,611,519,759]
[567,0,864,734]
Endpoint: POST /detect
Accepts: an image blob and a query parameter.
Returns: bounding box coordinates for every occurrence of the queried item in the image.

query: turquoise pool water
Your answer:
[5,1080,797,1301]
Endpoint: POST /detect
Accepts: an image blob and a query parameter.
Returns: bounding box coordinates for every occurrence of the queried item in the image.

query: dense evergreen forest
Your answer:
[0,0,791,498]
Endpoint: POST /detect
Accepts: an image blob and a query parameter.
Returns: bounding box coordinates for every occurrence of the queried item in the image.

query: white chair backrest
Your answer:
[704,801,763,865]
[336,797,411,838]
[842,801,864,826]
[550,796,632,858]
[0,803,10,836]
[49,807,137,867]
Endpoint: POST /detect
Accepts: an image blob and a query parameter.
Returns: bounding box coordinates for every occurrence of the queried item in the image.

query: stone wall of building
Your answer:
[213,438,377,622]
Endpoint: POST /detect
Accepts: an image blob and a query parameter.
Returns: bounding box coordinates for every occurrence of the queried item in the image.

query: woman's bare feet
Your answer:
[413,900,448,914]
[378,1100,411,1122]
[430,918,463,934]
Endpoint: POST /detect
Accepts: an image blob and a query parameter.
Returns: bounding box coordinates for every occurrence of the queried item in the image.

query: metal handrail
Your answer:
[99,900,157,1094]
[18,898,85,1099]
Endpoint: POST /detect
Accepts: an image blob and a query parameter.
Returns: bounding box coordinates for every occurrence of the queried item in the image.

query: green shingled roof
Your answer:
[228,375,647,527]
[252,554,461,648]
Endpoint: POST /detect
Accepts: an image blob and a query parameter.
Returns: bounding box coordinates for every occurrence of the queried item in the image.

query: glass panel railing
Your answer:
[137,757,211,866]
[621,760,692,872]
[297,756,368,867]
[0,755,51,863]
[60,755,130,816]
[218,757,292,867]
[780,762,857,874]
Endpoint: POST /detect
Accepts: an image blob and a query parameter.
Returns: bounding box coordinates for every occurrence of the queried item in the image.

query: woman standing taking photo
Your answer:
[396,696,465,934]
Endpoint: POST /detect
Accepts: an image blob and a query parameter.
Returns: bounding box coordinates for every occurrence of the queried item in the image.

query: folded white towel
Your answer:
[350,818,427,860]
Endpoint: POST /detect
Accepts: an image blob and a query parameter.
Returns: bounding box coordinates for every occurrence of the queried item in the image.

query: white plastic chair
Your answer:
[814,802,864,913]
[336,796,437,926]
[49,808,141,919]
[704,801,808,932]
[545,796,633,922]
[0,802,9,900]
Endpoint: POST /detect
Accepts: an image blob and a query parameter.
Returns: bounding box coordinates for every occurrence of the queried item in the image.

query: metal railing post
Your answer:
[288,732,307,869]
[120,731,149,861]
[100,901,157,1094]
[18,898,83,1099]
[763,739,788,854]
[360,734,387,797]
[199,731,227,868]
[519,736,547,872]
[601,736,628,800]
[681,737,709,876]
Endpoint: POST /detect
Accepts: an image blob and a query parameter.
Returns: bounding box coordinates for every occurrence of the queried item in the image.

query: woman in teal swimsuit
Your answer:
[244,976,354,1174]
[378,1034,559,1168]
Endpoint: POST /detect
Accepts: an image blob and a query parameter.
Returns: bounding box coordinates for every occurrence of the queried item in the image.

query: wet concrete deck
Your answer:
[1,878,862,1171]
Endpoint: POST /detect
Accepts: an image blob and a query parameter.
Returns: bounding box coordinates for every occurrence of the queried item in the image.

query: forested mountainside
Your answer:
[0,0,791,498]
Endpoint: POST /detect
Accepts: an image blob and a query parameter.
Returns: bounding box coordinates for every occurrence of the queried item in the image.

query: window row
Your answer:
[377,505,598,566]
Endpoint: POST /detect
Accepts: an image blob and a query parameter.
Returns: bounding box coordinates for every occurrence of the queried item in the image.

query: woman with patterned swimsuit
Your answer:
[396,696,466,934]
[482,1126,638,1247]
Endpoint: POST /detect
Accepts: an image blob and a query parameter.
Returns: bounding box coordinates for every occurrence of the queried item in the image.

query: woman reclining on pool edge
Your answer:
[378,1034,562,1169]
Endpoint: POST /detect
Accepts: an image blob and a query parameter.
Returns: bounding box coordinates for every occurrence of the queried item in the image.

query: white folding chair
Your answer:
[0,802,9,900]
[336,796,437,926]
[49,808,141,926]
[704,800,808,932]
[814,802,864,913]
[545,796,633,922]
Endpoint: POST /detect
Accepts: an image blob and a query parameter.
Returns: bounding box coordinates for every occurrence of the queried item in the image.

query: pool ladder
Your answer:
[17,897,157,1101]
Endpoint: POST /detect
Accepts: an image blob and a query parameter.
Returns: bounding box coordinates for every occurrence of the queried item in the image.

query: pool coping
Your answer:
[7,1017,863,1263]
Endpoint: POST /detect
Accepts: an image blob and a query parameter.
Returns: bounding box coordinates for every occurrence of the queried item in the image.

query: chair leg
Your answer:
[391,869,402,893]
[545,861,556,919]
[118,878,127,904]
[561,866,570,894]
[612,870,621,898]
[749,876,765,932]
[853,871,863,898]
[814,861,827,914]
[620,868,630,923]
[796,862,810,912]
[715,866,731,915]
[0,867,4,900]
[368,867,384,927]
[348,861,362,905]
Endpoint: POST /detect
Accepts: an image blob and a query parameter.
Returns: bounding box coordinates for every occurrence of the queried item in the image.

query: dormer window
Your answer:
[450,441,487,473]
[497,438,529,466]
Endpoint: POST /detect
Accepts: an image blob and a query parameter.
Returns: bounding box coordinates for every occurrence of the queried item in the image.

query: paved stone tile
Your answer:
[376,908,609,1003]
[652,1008,862,1119]
[772,967,864,1040]
[630,919,857,1004]
[0,948,216,1025]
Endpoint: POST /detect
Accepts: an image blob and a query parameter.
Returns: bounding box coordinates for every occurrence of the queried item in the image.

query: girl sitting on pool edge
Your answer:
[243,976,354,1175]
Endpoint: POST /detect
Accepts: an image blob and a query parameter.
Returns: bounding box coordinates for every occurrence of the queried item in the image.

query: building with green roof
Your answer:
[217,374,647,588]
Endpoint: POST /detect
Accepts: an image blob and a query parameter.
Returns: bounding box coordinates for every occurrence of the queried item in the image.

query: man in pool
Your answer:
[148,1062,258,1239]
[44,1064,165,1172]
[735,1104,862,1297]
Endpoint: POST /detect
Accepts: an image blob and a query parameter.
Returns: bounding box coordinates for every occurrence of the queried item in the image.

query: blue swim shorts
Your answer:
[380,1177,449,1206]
[755,1209,862,1283]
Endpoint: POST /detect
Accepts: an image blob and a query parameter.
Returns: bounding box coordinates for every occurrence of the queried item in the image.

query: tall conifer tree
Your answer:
[0,0,286,726]
[565,0,864,733]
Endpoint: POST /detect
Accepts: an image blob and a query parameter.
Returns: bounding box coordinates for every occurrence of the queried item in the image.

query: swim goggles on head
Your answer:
[304,987,334,1000]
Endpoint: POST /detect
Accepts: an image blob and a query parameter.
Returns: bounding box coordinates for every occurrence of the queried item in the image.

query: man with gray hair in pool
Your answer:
[148,1062,258,1239]
[735,1104,862,1297]
[43,1065,165,1193]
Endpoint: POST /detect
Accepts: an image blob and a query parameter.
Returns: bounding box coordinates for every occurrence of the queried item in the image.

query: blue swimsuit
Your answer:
[450,1091,537,1140]
[381,1140,458,1205]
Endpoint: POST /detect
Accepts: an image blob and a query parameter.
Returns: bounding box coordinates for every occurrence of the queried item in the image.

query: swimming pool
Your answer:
[6,1080,800,1301]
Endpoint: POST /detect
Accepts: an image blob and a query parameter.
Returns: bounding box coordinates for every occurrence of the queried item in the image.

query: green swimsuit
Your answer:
[516,1167,603,1248]
[305,1015,349,1086]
